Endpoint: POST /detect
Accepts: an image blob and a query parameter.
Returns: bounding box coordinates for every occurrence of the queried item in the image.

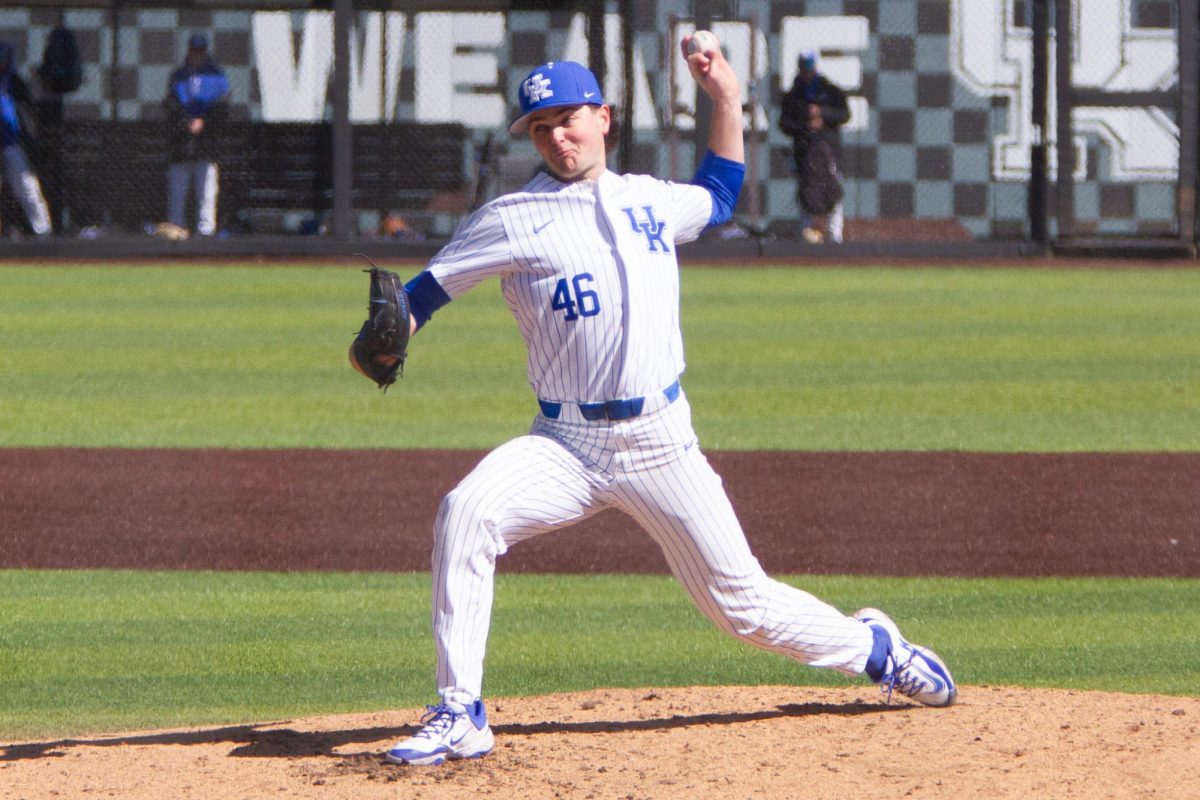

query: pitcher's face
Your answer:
[527,104,610,182]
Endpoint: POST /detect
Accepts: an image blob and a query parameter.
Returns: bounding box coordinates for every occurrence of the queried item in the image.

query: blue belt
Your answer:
[539,380,681,422]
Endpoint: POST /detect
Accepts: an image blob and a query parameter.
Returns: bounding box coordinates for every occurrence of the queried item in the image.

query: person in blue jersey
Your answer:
[163,33,229,238]
[0,41,53,237]
[363,36,956,768]
[779,50,850,243]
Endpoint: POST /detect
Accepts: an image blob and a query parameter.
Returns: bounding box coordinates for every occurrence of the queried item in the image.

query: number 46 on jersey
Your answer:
[552,272,601,321]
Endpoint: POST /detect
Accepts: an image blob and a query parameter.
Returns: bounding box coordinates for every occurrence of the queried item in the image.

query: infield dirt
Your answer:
[2,448,1198,799]
[4,449,1197,576]
[4,686,1198,800]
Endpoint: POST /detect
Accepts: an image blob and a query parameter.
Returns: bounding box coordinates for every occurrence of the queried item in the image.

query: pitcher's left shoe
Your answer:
[855,608,957,707]
[385,698,494,766]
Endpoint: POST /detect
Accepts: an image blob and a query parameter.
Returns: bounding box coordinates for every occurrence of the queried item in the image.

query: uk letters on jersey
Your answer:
[622,206,670,254]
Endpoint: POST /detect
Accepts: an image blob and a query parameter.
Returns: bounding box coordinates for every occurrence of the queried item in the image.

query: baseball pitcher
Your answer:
[350,34,956,767]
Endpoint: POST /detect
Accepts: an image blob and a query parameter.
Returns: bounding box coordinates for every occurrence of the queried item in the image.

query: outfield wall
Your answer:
[0,0,1194,257]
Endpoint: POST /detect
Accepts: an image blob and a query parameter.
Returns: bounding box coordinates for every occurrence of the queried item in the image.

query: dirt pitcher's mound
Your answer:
[3,685,1197,800]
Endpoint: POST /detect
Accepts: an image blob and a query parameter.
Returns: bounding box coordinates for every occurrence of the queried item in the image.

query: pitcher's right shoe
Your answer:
[855,608,957,707]
[385,698,494,766]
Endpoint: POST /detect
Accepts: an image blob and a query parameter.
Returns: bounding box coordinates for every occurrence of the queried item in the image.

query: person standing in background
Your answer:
[36,22,84,234]
[779,50,850,243]
[164,33,229,238]
[0,41,53,237]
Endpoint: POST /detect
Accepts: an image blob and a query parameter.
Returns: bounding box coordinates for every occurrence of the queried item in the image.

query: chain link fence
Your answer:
[0,1,1192,249]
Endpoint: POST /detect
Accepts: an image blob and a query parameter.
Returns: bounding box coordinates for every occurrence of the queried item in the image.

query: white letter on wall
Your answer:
[414,12,505,126]
[253,11,334,122]
[349,12,406,122]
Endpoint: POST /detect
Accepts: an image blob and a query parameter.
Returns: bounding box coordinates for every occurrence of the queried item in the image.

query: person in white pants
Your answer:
[0,41,51,236]
[365,38,957,769]
[779,50,850,244]
[164,34,228,237]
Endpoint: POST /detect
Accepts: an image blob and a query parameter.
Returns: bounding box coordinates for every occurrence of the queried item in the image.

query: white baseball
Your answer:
[687,30,720,56]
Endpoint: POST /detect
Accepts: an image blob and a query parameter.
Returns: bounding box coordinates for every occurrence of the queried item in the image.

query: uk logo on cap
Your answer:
[522,73,553,104]
[509,61,604,134]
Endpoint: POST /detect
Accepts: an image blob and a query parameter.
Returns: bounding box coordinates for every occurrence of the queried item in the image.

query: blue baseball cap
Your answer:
[798,50,817,70]
[188,33,208,50]
[509,61,605,134]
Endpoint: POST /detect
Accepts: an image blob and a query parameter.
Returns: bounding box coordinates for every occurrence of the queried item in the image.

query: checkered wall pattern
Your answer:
[0,1,1181,239]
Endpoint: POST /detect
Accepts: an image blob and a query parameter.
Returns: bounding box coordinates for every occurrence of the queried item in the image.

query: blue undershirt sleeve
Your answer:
[404,270,452,331]
[691,150,745,227]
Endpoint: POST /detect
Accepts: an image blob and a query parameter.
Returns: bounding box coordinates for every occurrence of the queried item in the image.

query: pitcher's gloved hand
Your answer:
[349,263,411,390]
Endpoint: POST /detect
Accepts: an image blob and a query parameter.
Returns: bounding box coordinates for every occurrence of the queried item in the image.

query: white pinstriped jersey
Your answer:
[426,169,713,404]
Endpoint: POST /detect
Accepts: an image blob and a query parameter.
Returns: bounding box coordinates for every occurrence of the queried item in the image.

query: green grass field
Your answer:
[2,570,1197,740]
[1,264,1197,450]
[1,262,1198,739]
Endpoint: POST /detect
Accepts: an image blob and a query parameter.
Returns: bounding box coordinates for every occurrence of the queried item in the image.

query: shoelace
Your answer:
[414,704,460,739]
[881,650,937,704]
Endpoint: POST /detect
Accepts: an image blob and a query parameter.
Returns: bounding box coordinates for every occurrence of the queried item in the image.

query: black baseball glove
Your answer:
[349,263,412,390]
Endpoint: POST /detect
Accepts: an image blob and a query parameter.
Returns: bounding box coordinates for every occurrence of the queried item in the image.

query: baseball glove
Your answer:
[349,262,412,390]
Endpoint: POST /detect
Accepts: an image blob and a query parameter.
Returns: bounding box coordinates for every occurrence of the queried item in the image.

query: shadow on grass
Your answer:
[1,701,904,762]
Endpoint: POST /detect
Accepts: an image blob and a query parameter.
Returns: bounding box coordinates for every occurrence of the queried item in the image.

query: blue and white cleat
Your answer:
[855,608,957,707]
[385,698,495,766]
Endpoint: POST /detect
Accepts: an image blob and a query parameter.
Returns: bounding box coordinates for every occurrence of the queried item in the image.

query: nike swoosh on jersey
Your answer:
[533,219,555,234]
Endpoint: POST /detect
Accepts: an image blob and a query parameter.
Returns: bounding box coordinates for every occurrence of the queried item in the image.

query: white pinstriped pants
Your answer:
[432,392,874,706]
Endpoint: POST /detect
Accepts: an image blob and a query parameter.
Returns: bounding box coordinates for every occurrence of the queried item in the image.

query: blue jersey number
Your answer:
[552,273,601,321]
